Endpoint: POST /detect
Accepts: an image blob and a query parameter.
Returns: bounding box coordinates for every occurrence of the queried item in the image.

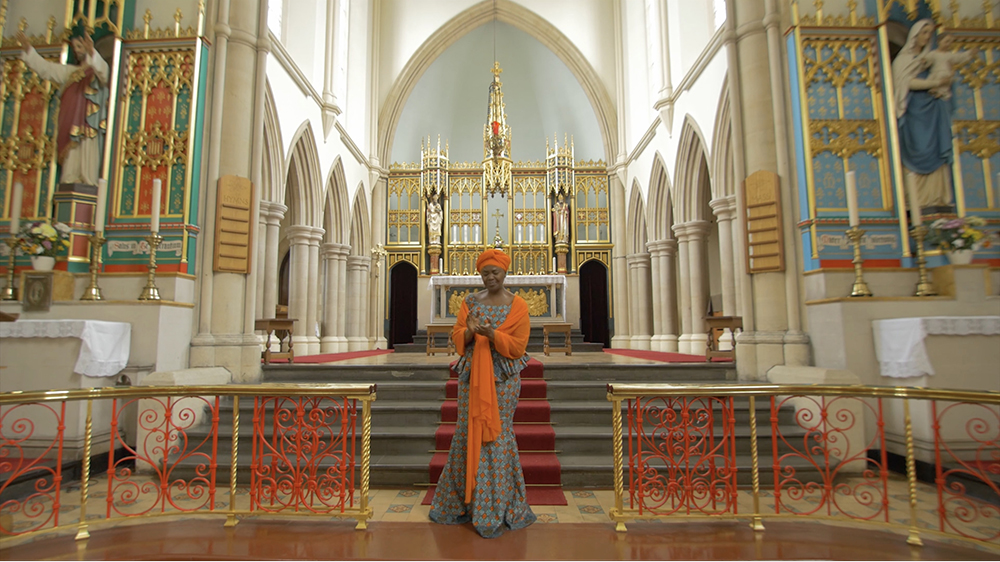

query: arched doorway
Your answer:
[278,252,290,312]
[388,261,418,348]
[579,260,610,348]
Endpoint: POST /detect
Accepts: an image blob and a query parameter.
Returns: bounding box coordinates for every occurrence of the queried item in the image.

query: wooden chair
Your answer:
[543,323,573,356]
[426,324,455,356]
[704,316,742,362]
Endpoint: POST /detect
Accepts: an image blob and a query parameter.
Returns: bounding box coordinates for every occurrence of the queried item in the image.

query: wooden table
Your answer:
[543,323,573,356]
[255,318,296,364]
[426,324,455,356]
[704,316,742,362]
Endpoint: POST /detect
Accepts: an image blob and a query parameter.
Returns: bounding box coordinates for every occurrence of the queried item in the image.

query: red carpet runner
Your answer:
[423,358,567,506]
[603,348,733,363]
[266,349,394,364]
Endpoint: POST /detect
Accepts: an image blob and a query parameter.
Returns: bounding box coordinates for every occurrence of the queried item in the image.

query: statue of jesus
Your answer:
[16,30,110,187]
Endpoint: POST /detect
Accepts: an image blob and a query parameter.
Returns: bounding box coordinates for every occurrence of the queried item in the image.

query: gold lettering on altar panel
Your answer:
[743,170,785,274]
[214,175,254,273]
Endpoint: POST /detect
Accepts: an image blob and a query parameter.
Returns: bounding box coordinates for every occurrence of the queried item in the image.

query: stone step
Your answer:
[392,341,606,354]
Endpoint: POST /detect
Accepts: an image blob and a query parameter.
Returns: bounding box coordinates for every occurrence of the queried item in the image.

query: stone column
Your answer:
[346,255,368,351]
[358,256,372,350]
[189,0,270,382]
[370,176,388,348]
[262,202,286,320]
[656,239,679,352]
[320,243,350,352]
[255,203,269,321]
[335,248,349,351]
[673,224,692,354]
[321,0,343,135]
[609,173,630,348]
[285,226,313,352]
[305,227,324,355]
[685,221,711,356]
[710,196,738,315]
[627,254,641,349]
[633,253,652,350]
[647,242,664,351]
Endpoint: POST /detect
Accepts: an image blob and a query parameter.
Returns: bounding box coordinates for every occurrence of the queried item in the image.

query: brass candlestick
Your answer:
[1,238,17,301]
[845,226,872,297]
[138,233,163,301]
[910,225,937,297]
[80,233,106,301]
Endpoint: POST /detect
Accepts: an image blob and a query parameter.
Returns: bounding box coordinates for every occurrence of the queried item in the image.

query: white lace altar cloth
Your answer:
[872,316,1000,378]
[0,319,131,377]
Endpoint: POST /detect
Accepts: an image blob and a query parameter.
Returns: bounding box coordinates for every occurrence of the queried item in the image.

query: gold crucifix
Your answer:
[491,208,505,248]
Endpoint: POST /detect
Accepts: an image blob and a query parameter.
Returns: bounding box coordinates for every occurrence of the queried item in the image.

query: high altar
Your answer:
[384,63,612,334]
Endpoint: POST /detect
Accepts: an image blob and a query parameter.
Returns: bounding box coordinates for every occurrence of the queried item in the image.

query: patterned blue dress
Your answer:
[429,296,536,538]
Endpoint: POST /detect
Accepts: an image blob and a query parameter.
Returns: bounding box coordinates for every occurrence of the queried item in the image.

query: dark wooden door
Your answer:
[388,261,418,348]
[579,260,610,348]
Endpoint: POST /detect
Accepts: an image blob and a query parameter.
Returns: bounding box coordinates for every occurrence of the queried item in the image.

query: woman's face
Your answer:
[480,265,506,291]
[914,24,933,49]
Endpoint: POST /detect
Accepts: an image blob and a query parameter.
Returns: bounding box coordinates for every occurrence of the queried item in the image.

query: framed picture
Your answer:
[22,272,53,312]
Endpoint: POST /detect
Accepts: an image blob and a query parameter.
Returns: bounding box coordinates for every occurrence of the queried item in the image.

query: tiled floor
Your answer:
[323,350,676,366]
[2,473,997,554]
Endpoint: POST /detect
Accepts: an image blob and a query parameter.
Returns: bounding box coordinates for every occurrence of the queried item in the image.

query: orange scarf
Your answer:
[451,295,531,503]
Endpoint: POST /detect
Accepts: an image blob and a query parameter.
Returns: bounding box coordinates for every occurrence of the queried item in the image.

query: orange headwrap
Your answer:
[475,249,511,273]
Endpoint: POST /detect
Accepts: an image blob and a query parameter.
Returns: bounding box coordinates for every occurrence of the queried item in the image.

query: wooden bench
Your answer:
[255,317,296,364]
[426,324,455,356]
[704,315,742,362]
[543,323,573,356]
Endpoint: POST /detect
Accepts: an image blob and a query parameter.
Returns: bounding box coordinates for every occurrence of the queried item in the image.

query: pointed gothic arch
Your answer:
[626,179,648,255]
[262,82,284,204]
[673,116,712,224]
[323,157,352,245]
[377,0,618,165]
[349,182,371,255]
[646,153,674,241]
[710,79,735,200]
[285,122,323,227]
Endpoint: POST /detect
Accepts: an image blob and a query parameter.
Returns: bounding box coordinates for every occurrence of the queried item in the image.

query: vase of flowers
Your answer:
[925,216,990,264]
[17,220,71,271]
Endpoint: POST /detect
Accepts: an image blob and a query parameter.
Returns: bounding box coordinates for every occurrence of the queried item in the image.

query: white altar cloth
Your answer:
[0,319,131,377]
[872,316,1000,378]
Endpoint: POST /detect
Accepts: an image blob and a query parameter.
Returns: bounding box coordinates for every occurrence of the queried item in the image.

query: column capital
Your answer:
[672,220,711,241]
[646,238,678,255]
[286,224,324,244]
[626,252,651,267]
[321,242,351,258]
[709,195,739,221]
[347,254,372,269]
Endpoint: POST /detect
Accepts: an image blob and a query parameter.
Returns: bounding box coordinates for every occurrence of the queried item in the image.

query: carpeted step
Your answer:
[445,379,547,400]
[440,400,551,423]
[429,452,562,485]
[434,423,556,451]
[448,358,544,379]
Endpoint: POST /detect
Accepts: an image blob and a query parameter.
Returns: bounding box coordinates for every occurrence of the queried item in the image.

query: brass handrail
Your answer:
[607,383,1000,404]
[0,383,378,404]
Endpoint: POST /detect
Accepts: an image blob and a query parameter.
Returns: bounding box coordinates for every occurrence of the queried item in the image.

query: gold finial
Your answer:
[46,16,56,43]
[985,0,995,28]
[198,0,206,35]
[18,16,27,33]
[143,9,152,39]
[491,61,502,79]
[848,0,858,25]
[174,8,183,37]
[814,0,824,24]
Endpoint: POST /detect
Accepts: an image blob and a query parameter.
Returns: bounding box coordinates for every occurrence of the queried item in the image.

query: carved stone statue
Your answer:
[16,30,109,187]
[552,194,569,244]
[427,199,443,245]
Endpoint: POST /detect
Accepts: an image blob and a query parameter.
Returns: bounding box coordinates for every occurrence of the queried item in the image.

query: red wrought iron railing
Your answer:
[0,384,375,543]
[607,383,1000,551]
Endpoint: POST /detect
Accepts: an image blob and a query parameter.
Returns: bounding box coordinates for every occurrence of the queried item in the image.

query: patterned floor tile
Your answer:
[579,505,604,515]
[396,490,421,498]
[535,513,558,523]
[387,504,412,513]
[572,491,595,499]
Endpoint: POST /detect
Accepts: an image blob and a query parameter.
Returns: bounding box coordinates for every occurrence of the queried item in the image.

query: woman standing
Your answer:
[892,19,956,209]
[429,249,536,538]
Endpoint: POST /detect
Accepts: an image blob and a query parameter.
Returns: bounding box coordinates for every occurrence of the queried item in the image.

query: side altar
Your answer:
[429,275,567,326]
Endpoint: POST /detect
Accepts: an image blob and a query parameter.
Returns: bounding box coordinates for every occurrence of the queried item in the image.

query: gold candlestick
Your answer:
[138,233,163,301]
[1,238,18,301]
[80,233,106,301]
[846,226,872,297]
[910,225,937,297]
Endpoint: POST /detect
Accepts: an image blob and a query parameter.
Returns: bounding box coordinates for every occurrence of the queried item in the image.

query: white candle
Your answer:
[552,257,557,271]
[462,224,468,243]
[905,180,922,226]
[473,224,480,244]
[516,224,522,244]
[527,226,533,244]
[150,179,161,233]
[95,179,108,233]
[10,182,23,234]
[845,171,859,227]
[452,224,459,242]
